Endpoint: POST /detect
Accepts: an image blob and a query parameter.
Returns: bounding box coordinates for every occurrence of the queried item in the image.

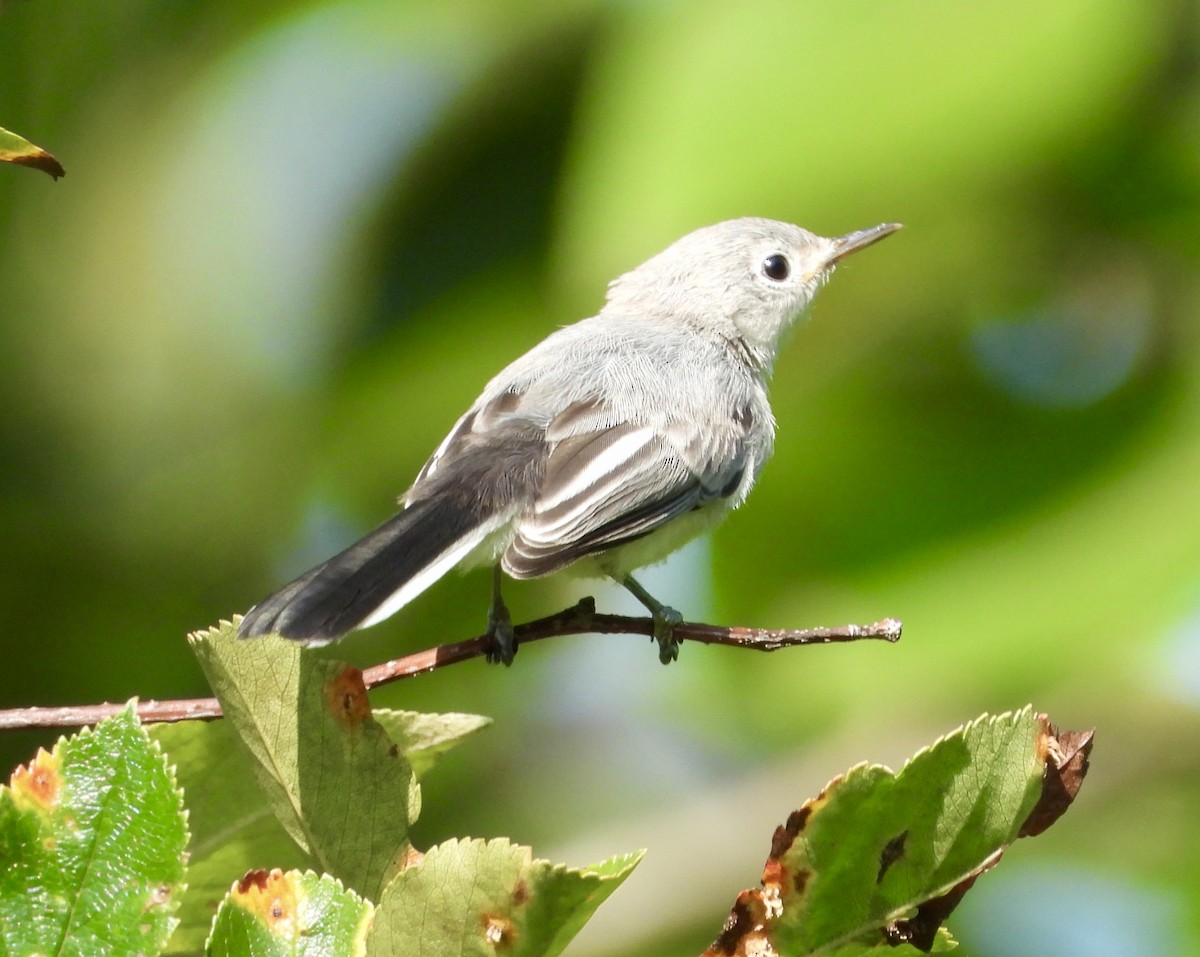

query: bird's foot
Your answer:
[619,573,683,665]
[652,605,682,665]
[485,599,516,666]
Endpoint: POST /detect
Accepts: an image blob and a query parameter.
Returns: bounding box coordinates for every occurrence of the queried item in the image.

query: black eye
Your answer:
[761,254,790,282]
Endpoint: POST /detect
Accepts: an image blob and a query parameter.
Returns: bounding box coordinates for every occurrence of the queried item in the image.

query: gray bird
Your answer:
[239,217,901,664]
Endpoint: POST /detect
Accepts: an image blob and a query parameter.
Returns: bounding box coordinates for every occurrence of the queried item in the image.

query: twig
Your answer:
[0,698,225,732]
[0,600,900,731]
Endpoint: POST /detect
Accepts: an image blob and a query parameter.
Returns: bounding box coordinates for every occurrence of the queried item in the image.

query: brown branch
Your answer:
[0,698,225,732]
[0,599,900,731]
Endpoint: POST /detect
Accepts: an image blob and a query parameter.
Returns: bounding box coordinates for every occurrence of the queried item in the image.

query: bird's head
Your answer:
[604,217,901,370]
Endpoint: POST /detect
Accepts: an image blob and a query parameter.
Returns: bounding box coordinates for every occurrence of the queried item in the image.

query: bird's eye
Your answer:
[761,254,790,282]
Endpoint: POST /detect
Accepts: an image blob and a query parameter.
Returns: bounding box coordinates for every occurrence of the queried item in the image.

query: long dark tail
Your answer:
[238,496,496,644]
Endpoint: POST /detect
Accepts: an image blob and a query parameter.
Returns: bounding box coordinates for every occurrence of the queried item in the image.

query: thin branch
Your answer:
[0,698,224,732]
[0,600,900,731]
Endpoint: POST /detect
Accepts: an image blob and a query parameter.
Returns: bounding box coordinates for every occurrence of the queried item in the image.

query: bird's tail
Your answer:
[238,495,500,644]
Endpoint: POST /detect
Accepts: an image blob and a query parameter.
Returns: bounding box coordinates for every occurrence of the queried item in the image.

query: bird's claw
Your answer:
[653,606,682,665]
[486,601,516,666]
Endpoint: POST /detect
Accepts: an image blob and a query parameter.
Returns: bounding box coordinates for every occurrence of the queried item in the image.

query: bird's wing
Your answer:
[503,399,749,578]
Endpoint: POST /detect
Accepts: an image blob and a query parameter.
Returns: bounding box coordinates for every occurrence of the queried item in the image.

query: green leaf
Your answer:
[190,620,414,901]
[206,869,371,957]
[0,125,65,178]
[0,703,187,956]
[366,839,643,957]
[150,719,309,956]
[704,709,1070,956]
[371,709,491,782]
[789,709,1043,948]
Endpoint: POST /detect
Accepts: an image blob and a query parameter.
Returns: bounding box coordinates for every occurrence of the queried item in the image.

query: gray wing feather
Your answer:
[503,401,748,578]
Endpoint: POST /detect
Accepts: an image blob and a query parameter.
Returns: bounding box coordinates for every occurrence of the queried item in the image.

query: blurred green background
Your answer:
[2,0,1198,953]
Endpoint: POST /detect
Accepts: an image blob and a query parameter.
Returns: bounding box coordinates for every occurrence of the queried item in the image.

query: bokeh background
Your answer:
[2,0,1198,953]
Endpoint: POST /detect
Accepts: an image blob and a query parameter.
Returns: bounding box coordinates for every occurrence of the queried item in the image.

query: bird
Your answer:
[239,217,901,664]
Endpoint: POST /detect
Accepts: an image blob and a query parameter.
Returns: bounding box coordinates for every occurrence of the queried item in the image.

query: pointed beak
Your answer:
[827,222,903,264]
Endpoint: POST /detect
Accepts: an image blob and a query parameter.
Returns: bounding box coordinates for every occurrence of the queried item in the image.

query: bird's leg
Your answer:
[485,565,516,666]
[619,574,682,664]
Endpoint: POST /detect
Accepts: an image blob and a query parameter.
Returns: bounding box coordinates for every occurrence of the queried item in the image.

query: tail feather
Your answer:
[238,496,494,643]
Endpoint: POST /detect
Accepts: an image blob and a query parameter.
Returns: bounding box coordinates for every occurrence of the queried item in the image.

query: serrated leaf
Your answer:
[206,868,371,957]
[0,703,187,956]
[366,838,643,957]
[150,719,309,956]
[190,620,414,901]
[371,709,491,781]
[704,709,1091,956]
[0,125,65,178]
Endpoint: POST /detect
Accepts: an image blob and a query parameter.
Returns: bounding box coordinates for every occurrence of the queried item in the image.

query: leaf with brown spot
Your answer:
[232,867,298,932]
[0,126,64,179]
[8,747,61,812]
[1019,719,1094,838]
[367,838,642,957]
[190,620,414,901]
[207,869,371,955]
[703,708,1092,956]
[325,666,372,726]
[0,704,187,956]
[482,911,515,947]
[885,861,991,950]
[876,830,908,884]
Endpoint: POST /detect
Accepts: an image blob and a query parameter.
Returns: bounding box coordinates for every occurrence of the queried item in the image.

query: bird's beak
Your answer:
[827,222,903,264]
